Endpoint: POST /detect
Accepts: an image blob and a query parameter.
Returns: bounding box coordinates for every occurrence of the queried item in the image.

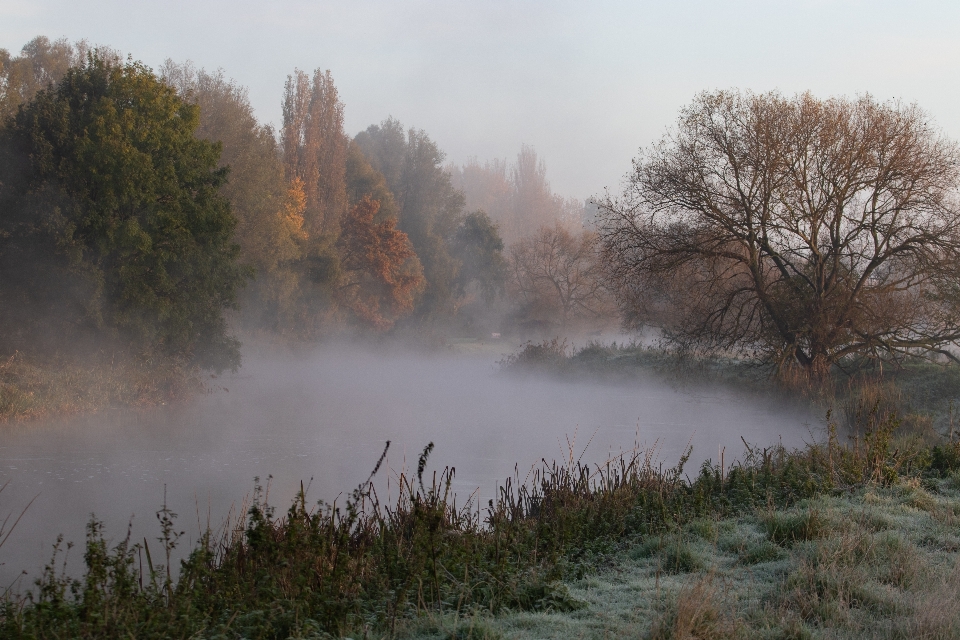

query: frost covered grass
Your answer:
[429,476,960,640]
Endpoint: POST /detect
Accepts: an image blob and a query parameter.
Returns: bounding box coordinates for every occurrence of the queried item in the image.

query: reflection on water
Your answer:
[0,344,818,585]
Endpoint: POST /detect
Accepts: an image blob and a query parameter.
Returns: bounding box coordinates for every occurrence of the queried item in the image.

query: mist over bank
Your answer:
[0,342,817,585]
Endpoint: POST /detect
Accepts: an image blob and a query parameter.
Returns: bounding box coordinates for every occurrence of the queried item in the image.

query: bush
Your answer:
[765,508,830,546]
[497,338,568,372]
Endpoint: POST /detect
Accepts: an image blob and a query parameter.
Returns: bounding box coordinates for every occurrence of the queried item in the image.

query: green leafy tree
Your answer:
[355,119,465,318]
[0,54,245,370]
[451,211,507,304]
[345,141,399,220]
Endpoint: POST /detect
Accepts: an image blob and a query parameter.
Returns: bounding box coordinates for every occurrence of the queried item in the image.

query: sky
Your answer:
[3,0,959,200]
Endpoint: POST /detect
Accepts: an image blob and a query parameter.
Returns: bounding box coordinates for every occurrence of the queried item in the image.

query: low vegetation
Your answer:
[502,340,960,436]
[4,395,960,638]
[0,351,201,422]
[470,479,960,639]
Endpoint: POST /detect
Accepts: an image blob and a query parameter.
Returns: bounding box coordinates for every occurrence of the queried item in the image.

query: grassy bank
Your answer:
[501,340,960,437]
[0,351,202,422]
[3,397,960,638]
[431,478,960,639]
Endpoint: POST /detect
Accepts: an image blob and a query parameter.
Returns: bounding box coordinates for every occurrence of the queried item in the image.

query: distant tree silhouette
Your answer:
[509,225,612,329]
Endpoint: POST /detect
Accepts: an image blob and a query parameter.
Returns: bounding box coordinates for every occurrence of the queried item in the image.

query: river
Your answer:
[0,342,819,587]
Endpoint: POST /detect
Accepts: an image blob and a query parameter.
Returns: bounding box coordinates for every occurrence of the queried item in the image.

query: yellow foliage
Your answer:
[281,177,308,242]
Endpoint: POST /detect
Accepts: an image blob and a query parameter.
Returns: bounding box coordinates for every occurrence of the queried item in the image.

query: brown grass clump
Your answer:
[648,572,742,640]
[899,563,960,639]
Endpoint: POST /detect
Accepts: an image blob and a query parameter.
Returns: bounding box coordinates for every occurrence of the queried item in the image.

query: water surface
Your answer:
[0,344,819,586]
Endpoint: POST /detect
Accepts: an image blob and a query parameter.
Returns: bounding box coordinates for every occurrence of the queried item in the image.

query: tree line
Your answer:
[0,37,614,372]
[7,37,954,381]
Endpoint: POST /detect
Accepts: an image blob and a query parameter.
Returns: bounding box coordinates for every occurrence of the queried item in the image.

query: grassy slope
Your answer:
[404,478,960,639]
[398,344,960,640]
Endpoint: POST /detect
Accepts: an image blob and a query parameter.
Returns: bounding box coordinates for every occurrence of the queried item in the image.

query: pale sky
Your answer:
[3,0,959,200]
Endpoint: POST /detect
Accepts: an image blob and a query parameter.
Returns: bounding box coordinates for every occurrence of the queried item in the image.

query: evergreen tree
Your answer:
[0,54,245,370]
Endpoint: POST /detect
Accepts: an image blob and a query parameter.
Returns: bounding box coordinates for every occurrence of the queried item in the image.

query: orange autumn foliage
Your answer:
[337,196,424,330]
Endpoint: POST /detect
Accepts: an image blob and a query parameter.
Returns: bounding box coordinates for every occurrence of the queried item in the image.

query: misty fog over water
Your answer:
[0,344,818,585]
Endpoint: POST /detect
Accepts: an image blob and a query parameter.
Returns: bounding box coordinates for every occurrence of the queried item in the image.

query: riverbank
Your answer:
[501,340,960,439]
[3,404,958,639]
[0,334,515,424]
[0,351,202,422]
[403,478,960,639]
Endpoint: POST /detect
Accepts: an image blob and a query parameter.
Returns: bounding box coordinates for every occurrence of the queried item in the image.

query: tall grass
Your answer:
[0,350,201,422]
[4,397,959,638]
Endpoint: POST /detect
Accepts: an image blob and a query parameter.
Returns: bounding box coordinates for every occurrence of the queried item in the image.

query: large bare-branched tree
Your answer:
[600,91,960,379]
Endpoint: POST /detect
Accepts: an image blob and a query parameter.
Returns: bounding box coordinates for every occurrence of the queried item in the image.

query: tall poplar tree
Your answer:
[281,69,347,237]
[161,61,308,331]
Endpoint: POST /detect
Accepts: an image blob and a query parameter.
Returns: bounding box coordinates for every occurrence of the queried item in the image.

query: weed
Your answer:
[505,580,584,613]
[497,338,569,372]
[686,518,718,541]
[660,537,706,574]
[648,572,740,639]
[738,539,783,565]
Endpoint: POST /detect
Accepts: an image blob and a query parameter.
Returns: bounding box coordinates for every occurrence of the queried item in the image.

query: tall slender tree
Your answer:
[449,145,585,244]
[161,61,310,330]
[281,69,347,237]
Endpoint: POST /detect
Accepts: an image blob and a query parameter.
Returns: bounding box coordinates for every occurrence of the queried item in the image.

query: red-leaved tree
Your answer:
[337,196,424,330]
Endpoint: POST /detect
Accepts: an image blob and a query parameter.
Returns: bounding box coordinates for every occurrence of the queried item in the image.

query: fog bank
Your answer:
[0,343,818,585]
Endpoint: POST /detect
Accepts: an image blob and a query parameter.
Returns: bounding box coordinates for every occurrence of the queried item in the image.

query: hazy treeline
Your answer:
[448,147,586,245]
[0,36,616,373]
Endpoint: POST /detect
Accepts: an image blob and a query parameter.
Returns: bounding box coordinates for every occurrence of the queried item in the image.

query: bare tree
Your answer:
[509,224,613,329]
[601,90,960,379]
